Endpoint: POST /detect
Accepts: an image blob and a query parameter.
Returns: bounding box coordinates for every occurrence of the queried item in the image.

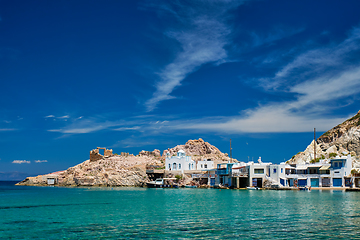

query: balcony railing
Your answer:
[216,169,228,175]
[192,174,209,178]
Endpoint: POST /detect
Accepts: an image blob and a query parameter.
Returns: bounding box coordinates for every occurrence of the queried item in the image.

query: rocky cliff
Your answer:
[289,110,360,164]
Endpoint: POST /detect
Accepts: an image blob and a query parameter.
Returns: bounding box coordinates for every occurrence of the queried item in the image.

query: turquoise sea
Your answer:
[1,181,360,239]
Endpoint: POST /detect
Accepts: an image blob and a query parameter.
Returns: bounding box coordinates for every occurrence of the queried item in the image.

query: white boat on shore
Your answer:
[247,186,260,190]
[146,178,178,188]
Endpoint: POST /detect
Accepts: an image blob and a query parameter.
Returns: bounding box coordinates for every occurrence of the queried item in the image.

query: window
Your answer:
[281,168,283,173]
[179,163,181,169]
[254,169,264,174]
[173,163,176,170]
[168,164,170,169]
[273,168,277,173]
[205,164,207,169]
[201,164,203,168]
[189,163,191,169]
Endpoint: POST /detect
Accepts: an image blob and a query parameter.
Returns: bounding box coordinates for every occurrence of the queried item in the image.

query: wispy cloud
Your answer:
[145,1,244,111]
[12,160,30,164]
[35,160,48,163]
[48,118,125,134]
[259,26,360,91]
[165,26,360,133]
[113,126,141,131]
[45,115,71,121]
[0,128,17,131]
[45,25,360,136]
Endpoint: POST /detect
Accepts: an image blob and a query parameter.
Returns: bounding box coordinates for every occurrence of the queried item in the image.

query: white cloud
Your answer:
[145,1,244,111]
[35,160,48,163]
[45,115,55,118]
[58,115,70,119]
[260,26,360,91]
[48,118,125,134]
[12,160,30,164]
[113,126,141,131]
[166,27,360,133]
[0,128,16,131]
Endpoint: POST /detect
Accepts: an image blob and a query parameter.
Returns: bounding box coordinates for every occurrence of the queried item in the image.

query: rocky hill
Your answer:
[289,110,360,164]
[17,154,162,187]
[17,138,233,187]
[163,138,236,163]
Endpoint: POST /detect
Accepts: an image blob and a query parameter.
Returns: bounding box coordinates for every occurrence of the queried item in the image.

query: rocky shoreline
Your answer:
[16,138,233,187]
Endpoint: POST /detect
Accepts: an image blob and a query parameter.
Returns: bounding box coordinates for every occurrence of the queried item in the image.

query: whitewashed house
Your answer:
[197,159,214,171]
[247,157,271,188]
[165,150,196,171]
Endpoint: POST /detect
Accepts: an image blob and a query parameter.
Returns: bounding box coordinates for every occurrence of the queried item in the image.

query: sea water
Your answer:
[1,181,360,239]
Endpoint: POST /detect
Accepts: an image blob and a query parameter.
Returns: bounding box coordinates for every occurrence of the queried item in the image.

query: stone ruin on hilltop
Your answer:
[90,147,113,161]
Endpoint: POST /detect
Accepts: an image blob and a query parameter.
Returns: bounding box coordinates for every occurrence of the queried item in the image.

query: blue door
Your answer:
[333,178,342,187]
[280,178,285,186]
[210,178,215,186]
[288,179,294,187]
[298,179,307,187]
[311,178,319,187]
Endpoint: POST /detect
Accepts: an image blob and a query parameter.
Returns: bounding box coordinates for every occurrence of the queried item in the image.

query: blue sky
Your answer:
[1,0,360,179]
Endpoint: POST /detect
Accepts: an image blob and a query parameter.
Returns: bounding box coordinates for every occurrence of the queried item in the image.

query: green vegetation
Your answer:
[329,153,338,158]
[351,169,358,175]
[175,175,183,182]
[155,166,165,170]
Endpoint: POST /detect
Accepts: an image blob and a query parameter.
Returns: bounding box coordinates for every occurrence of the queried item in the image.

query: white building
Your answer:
[165,150,196,171]
[271,155,353,188]
[247,157,271,188]
[197,159,214,171]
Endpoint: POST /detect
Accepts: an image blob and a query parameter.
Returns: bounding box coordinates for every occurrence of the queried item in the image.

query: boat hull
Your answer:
[146,183,178,188]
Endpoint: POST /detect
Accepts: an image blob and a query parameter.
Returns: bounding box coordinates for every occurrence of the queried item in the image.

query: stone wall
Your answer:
[90,147,113,161]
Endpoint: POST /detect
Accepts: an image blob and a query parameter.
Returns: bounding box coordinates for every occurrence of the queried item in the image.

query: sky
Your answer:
[1,0,360,180]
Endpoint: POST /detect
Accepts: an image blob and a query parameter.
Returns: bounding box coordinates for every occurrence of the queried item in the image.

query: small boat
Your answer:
[247,186,260,190]
[185,185,197,188]
[298,186,311,191]
[146,178,178,188]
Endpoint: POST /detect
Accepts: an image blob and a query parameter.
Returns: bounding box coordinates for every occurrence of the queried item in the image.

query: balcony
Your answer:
[191,174,209,178]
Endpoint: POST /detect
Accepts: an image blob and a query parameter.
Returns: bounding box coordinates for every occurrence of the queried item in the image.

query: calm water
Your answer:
[1,181,360,239]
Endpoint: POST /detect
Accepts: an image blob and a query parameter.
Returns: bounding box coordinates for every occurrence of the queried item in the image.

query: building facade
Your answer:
[165,150,196,171]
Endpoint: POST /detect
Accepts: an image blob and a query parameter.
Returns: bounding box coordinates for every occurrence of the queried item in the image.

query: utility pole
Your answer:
[314,128,316,161]
[230,139,232,162]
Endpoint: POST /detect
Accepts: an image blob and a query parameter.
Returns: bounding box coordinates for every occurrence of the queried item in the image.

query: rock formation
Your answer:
[163,138,236,163]
[17,154,162,187]
[289,110,360,164]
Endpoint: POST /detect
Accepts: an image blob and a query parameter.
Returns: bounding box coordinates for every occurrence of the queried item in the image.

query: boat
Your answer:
[185,185,197,188]
[247,186,260,190]
[298,186,311,191]
[146,178,179,188]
